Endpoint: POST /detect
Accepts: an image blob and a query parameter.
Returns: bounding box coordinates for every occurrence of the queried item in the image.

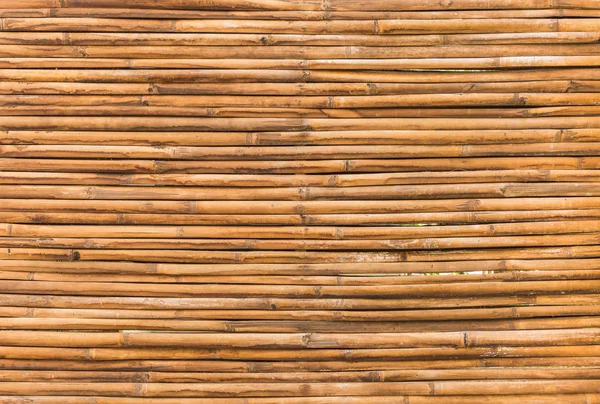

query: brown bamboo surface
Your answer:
[1,0,600,402]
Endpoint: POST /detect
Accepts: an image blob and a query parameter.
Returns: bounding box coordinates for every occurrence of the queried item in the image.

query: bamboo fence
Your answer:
[0,0,600,402]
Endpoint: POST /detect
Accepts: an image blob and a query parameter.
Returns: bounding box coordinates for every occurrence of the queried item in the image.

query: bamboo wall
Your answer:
[1,0,600,402]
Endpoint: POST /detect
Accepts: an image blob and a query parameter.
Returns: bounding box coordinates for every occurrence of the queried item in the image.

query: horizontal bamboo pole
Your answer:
[0,8,575,19]
[9,246,600,263]
[0,380,599,397]
[8,292,597,310]
[2,345,600,361]
[4,129,595,146]
[7,93,600,108]
[4,105,600,118]
[0,157,596,173]
[3,278,600,297]
[4,68,600,84]
[0,395,598,403]
[5,17,600,34]
[2,81,600,97]
[8,0,587,11]
[1,183,599,200]
[0,197,597,214]
[6,56,600,70]
[4,32,600,47]
[35,9,590,20]
[3,105,600,118]
[1,233,599,251]
[2,170,600,187]
[6,44,600,59]
[1,315,600,332]
[3,68,600,85]
[3,304,600,322]
[1,367,600,383]
[3,267,600,286]
[0,356,598,372]
[4,143,600,159]
[5,220,598,239]
[2,209,599,225]
[8,267,600,288]
[2,257,599,275]
[3,116,600,131]
[5,0,599,11]
[2,54,595,71]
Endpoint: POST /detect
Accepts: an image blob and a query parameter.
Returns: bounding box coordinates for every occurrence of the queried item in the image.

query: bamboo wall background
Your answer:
[1,0,600,402]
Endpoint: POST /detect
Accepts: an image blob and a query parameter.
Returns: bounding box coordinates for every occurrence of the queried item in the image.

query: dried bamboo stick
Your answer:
[5,220,599,239]
[0,197,598,214]
[0,157,593,173]
[2,129,587,145]
[3,304,600,321]
[0,380,599,397]
[2,257,599,275]
[1,233,600,251]
[2,209,599,225]
[3,278,600,297]
[2,170,600,187]
[3,81,600,96]
[1,183,599,201]
[4,32,600,47]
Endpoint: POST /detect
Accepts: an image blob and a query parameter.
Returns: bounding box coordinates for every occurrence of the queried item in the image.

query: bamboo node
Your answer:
[343,160,351,172]
[70,250,80,261]
[369,370,382,382]
[134,372,148,383]
[83,187,96,200]
[133,383,145,397]
[116,213,125,224]
[301,333,313,346]
[300,214,308,225]
[334,228,342,240]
